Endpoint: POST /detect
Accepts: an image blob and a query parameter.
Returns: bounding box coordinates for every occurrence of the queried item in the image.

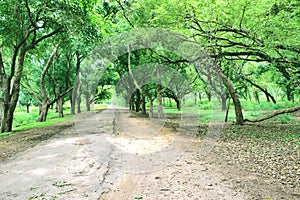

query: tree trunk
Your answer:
[77,94,81,113]
[0,49,26,133]
[85,96,91,111]
[0,100,14,133]
[129,94,135,111]
[276,65,293,102]
[168,98,172,107]
[254,91,260,103]
[205,90,212,101]
[141,94,146,114]
[71,78,79,115]
[149,99,154,117]
[135,89,141,112]
[56,87,64,118]
[38,103,50,122]
[26,104,30,113]
[71,54,82,115]
[175,98,182,111]
[57,97,64,118]
[221,94,227,111]
[225,98,231,122]
[157,85,164,118]
[143,91,153,117]
[220,72,244,125]
[0,99,4,132]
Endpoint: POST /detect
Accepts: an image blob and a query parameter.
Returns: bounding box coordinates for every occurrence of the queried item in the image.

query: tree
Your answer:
[0,0,62,132]
[117,0,299,124]
[0,0,99,132]
[22,44,73,122]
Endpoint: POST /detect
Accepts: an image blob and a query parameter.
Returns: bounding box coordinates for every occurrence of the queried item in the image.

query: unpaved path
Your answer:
[0,108,296,199]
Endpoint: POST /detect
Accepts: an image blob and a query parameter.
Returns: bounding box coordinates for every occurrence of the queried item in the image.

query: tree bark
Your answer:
[26,101,30,113]
[77,93,81,113]
[129,93,135,111]
[38,102,50,122]
[156,84,164,118]
[85,96,91,111]
[220,71,244,125]
[149,99,154,117]
[135,89,141,112]
[141,94,146,114]
[0,48,27,132]
[57,97,64,118]
[244,106,300,123]
[175,98,182,111]
[71,53,83,115]
[205,90,212,101]
[221,94,227,111]
[254,91,260,103]
[225,98,231,122]
[0,99,4,132]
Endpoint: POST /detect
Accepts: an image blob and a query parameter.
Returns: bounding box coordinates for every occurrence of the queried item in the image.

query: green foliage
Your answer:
[1,0,300,131]
[198,100,213,110]
[241,100,297,111]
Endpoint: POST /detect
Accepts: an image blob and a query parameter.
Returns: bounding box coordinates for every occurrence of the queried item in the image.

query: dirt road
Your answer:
[0,108,296,199]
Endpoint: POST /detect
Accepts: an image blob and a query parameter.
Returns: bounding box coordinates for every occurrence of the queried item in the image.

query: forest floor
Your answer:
[0,108,299,200]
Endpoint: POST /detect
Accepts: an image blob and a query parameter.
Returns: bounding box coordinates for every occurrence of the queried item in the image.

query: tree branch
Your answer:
[0,51,6,80]
[244,106,300,123]
[116,0,135,28]
[28,27,63,49]
[41,44,59,100]
[49,87,74,106]
[25,0,37,28]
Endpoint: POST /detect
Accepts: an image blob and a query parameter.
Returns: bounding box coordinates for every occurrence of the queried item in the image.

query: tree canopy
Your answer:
[0,0,299,132]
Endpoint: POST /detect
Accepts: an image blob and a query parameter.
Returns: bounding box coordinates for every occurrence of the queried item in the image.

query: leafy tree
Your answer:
[0,0,97,132]
[115,0,300,124]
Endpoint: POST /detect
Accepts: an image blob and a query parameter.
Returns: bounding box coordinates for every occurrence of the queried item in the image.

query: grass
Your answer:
[12,106,73,132]
[1,99,298,137]
[0,132,14,137]
[13,115,73,132]
[150,99,299,124]
[0,104,108,137]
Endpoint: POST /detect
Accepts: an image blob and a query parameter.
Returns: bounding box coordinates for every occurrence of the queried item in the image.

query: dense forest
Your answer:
[0,0,300,133]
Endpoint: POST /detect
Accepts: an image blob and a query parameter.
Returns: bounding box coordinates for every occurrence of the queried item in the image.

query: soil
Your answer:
[0,108,299,200]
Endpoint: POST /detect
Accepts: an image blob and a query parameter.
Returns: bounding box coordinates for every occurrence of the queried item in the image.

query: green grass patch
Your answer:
[2,104,107,136]
[240,99,297,111]
[149,98,299,124]
[13,114,73,132]
[0,132,13,137]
